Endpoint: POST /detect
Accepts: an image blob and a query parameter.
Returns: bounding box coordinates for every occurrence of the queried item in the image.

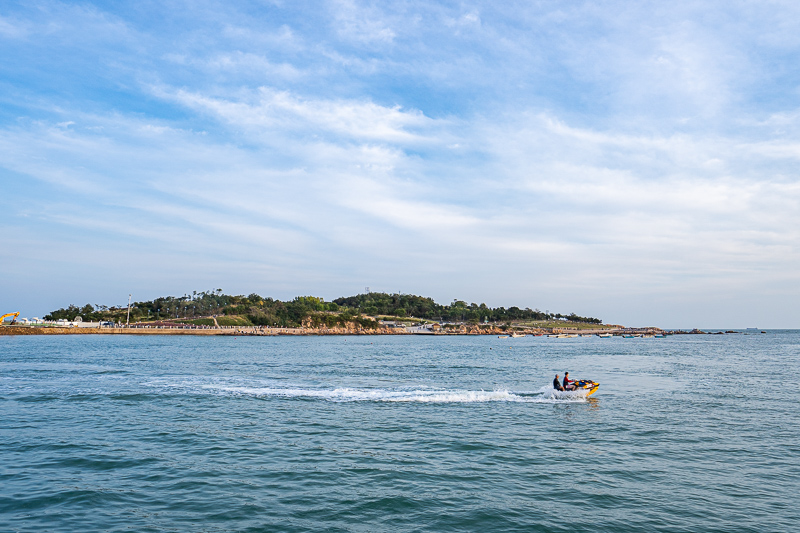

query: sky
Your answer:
[1,0,799,328]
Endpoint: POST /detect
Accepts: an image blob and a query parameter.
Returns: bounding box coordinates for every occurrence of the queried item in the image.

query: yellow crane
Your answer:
[1,312,20,325]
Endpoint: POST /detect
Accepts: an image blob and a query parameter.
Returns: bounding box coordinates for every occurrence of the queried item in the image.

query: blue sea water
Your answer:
[1,332,798,532]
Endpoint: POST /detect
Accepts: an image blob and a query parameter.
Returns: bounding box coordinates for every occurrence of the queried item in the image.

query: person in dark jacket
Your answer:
[553,374,564,391]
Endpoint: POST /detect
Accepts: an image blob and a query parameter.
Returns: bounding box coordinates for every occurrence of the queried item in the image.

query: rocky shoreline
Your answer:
[0,324,737,337]
[1,324,510,336]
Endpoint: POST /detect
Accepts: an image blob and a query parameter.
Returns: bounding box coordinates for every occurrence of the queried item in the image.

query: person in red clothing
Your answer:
[562,372,576,391]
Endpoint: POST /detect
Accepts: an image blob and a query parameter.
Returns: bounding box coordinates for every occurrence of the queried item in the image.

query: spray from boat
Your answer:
[146,379,598,403]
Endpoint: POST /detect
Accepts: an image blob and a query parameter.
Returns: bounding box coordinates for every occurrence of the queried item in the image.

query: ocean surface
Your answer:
[1,331,798,532]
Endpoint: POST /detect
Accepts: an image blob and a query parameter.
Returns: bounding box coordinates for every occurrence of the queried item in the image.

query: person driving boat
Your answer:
[562,372,576,391]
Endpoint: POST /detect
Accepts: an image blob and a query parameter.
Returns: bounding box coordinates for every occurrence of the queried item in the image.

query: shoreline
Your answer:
[1,325,506,336]
[0,325,711,337]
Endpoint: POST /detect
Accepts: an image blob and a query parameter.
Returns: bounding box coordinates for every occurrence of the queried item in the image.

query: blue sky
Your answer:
[2,0,799,328]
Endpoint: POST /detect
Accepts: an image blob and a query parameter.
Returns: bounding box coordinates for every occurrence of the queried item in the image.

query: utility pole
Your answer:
[126,294,132,327]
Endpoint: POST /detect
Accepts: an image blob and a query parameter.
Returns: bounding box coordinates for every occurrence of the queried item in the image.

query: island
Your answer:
[2,290,670,336]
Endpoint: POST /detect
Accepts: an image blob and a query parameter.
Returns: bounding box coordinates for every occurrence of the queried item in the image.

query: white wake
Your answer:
[148,379,593,403]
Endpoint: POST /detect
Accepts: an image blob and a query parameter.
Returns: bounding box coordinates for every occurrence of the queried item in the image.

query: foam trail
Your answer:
[536,386,594,401]
[151,380,591,403]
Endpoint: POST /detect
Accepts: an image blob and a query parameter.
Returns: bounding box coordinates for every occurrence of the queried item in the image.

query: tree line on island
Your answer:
[43,290,603,328]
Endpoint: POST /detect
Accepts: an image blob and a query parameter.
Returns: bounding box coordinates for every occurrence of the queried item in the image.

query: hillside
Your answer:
[43,290,603,328]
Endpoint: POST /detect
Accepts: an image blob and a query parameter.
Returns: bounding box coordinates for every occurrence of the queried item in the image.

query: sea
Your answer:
[1,331,798,532]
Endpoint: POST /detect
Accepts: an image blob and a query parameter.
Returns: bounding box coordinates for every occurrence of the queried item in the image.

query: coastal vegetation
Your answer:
[43,290,603,328]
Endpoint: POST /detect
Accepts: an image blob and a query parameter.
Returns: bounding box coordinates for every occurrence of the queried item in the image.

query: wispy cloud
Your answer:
[160,86,442,144]
[330,0,397,44]
[0,15,29,38]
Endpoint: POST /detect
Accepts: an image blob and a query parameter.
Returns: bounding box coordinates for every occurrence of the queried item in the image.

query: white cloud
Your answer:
[0,15,28,38]
[161,86,442,144]
[164,51,304,80]
[221,24,300,50]
[329,0,396,44]
[445,10,481,31]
